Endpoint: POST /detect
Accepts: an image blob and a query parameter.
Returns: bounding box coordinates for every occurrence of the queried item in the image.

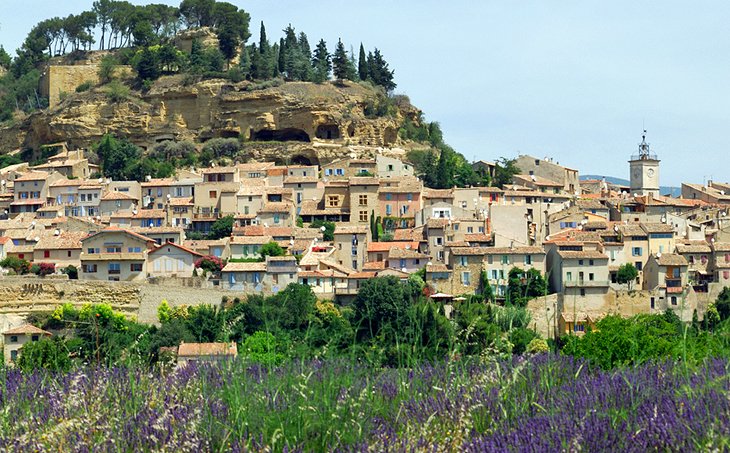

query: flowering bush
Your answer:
[194,255,224,274]
[32,262,56,276]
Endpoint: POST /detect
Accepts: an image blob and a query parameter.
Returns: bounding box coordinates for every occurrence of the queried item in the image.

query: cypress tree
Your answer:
[239,45,251,79]
[358,43,368,81]
[278,37,286,73]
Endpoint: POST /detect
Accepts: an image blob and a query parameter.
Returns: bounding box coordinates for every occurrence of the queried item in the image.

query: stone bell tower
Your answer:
[629,130,660,197]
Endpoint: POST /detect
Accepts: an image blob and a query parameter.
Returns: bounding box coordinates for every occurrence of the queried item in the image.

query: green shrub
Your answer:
[104,80,130,103]
[526,337,549,354]
[75,81,93,92]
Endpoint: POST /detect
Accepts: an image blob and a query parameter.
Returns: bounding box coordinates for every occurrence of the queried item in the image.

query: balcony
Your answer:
[666,278,684,294]
[564,280,610,288]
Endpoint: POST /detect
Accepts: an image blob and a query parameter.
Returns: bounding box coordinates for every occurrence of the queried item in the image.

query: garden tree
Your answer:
[616,263,639,290]
[194,255,225,274]
[353,276,409,341]
[370,210,378,241]
[208,215,234,239]
[61,265,78,280]
[332,39,356,80]
[507,267,547,307]
[310,220,335,241]
[406,149,439,188]
[479,270,494,303]
[147,318,194,363]
[217,25,238,67]
[185,304,225,342]
[0,257,31,274]
[179,0,215,27]
[130,9,157,47]
[493,157,520,188]
[16,337,72,372]
[509,327,538,355]
[144,3,181,38]
[269,283,317,331]
[260,241,285,258]
[255,21,275,79]
[358,43,368,80]
[715,287,730,321]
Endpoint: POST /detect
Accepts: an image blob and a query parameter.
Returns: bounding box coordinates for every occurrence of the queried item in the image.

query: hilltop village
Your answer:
[0,131,727,341]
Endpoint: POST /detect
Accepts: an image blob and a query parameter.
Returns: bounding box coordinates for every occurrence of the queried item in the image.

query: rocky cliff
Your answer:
[0,73,421,165]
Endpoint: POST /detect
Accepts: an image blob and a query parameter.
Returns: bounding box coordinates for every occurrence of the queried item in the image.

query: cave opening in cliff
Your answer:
[290,155,314,166]
[252,128,310,142]
[220,130,241,139]
[315,124,340,140]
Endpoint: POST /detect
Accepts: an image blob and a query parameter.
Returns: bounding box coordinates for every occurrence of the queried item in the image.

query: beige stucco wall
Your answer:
[40,64,133,108]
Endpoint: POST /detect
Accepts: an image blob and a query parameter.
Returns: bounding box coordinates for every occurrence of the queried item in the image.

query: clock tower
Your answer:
[629,130,660,197]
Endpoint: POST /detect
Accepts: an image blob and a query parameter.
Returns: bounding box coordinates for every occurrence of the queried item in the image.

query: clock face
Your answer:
[647,168,655,177]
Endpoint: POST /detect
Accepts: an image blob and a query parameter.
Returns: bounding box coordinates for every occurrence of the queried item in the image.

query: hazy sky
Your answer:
[1,1,728,186]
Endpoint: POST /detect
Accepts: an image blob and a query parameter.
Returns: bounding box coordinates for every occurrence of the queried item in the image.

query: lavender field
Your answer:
[2,355,729,452]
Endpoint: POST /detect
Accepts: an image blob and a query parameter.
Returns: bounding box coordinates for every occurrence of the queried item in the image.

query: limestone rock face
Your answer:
[1,77,420,164]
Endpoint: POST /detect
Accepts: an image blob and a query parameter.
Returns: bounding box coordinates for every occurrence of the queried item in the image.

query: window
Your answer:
[10,350,17,361]
[478,226,485,233]
[400,259,406,269]
[335,168,344,176]
[44,250,50,258]
[385,193,392,201]
[9,335,18,343]
[106,246,122,253]
[387,164,394,171]
[352,247,358,256]
[209,190,217,199]
[501,255,509,265]
[566,271,572,281]
[574,323,584,332]
[525,255,532,265]
[359,210,368,222]
[492,270,498,279]
[462,271,471,286]
[386,204,392,215]
[406,193,413,202]
[589,259,594,266]
[359,195,368,206]
[453,224,459,231]
[31,335,39,342]
[632,247,643,257]
[635,261,643,271]
[67,251,71,258]
[325,169,333,176]
[671,296,677,306]
[127,247,141,253]
[460,256,468,266]
[83,264,97,273]
[108,263,120,274]
[580,289,586,297]
[273,213,280,224]
[435,237,443,246]
[578,260,584,266]
[467,226,473,233]
[724,271,730,280]
[651,297,655,309]
[589,273,595,281]
[328,196,339,207]
[130,263,143,272]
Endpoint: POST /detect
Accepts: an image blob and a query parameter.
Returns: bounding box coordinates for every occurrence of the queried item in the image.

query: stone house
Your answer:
[257,202,295,228]
[228,235,274,260]
[675,241,713,290]
[514,155,581,195]
[378,178,422,226]
[182,238,230,260]
[323,157,376,179]
[711,242,730,287]
[11,171,64,214]
[448,247,487,294]
[348,177,379,226]
[643,253,689,308]
[283,176,321,211]
[32,231,87,269]
[99,191,138,216]
[221,262,267,291]
[617,223,650,286]
[333,225,368,271]
[424,263,452,294]
[547,248,610,297]
[130,226,185,245]
[80,229,156,281]
[265,255,298,291]
[482,246,546,297]
[3,324,52,365]
[366,241,420,267]
[147,242,202,278]
[376,155,414,179]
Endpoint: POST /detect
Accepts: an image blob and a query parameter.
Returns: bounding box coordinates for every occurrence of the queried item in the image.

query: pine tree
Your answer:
[369,48,396,91]
[312,38,331,83]
[435,147,454,189]
[358,43,368,81]
[256,22,273,79]
[332,38,355,80]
